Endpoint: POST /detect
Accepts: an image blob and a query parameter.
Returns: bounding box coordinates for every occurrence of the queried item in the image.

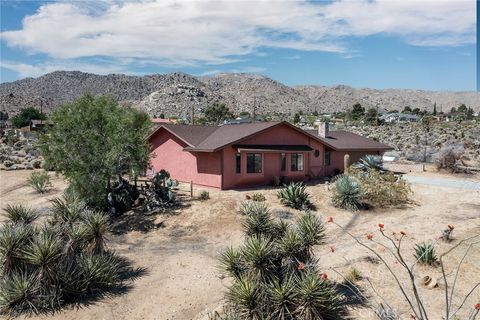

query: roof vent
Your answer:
[318,122,329,138]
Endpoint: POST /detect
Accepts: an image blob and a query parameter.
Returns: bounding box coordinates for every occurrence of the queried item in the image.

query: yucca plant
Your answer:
[49,191,86,225]
[21,227,63,285]
[219,247,245,279]
[241,236,277,280]
[242,207,275,238]
[0,271,39,316]
[296,211,326,257]
[80,210,109,254]
[294,270,344,320]
[268,276,297,320]
[27,171,53,194]
[77,253,124,291]
[277,182,311,210]
[2,205,38,225]
[414,243,438,265]
[344,267,362,283]
[331,175,363,211]
[226,275,261,319]
[354,155,385,172]
[240,200,269,216]
[219,201,345,320]
[0,224,34,275]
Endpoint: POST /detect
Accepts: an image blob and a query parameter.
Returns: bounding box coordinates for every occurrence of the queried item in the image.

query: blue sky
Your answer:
[0,0,477,91]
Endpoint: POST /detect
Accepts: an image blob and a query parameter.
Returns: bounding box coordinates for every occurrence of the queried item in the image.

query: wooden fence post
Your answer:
[190,181,193,198]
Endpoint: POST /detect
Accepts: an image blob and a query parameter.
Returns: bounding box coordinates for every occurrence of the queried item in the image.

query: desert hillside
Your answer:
[1,71,478,118]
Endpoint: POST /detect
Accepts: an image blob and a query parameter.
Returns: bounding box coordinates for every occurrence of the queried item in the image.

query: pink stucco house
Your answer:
[148,121,392,189]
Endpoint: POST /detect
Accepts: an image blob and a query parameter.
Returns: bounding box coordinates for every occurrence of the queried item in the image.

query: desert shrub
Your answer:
[0,193,139,316]
[434,143,464,172]
[218,204,344,319]
[199,190,210,200]
[250,193,266,202]
[31,159,42,169]
[331,175,362,211]
[414,243,438,266]
[354,169,411,208]
[344,267,362,283]
[3,160,14,168]
[354,155,384,171]
[277,182,311,210]
[27,171,52,193]
[2,205,38,225]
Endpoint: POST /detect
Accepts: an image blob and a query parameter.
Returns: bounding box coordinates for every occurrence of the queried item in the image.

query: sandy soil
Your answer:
[1,169,479,320]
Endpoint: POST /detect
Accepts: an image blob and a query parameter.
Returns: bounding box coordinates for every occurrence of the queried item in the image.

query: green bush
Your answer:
[11,107,46,128]
[3,160,14,168]
[414,243,438,266]
[27,171,52,193]
[239,200,269,216]
[331,175,362,211]
[0,192,140,316]
[218,203,344,319]
[199,190,210,200]
[277,182,311,210]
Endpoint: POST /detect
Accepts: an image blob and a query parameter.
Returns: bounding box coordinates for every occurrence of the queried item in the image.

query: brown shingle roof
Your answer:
[306,130,392,151]
[150,121,392,152]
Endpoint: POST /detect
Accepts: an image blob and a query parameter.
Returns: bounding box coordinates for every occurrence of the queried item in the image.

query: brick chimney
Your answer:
[318,122,329,138]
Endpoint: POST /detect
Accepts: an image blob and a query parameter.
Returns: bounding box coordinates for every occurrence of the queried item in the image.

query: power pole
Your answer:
[252,96,256,123]
[191,104,195,125]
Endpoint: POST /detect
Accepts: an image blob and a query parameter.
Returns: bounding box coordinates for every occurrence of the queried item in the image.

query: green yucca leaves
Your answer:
[0,224,34,275]
[241,236,277,280]
[278,229,304,262]
[2,205,39,225]
[267,276,297,320]
[331,175,362,211]
[240,200,269,216]
[27,171,53,194]
[296,212,326,255]
[77,253,123,291]
[295,271,343,320]
[50,192,86,225]
[242,207,275,238]
[414,243,438,265]
[219,247,245,279]
[354,155,384,172]
[0,271,39,316]
[226,275,261,319]
[277,182,311,210]
[81,211,109,254]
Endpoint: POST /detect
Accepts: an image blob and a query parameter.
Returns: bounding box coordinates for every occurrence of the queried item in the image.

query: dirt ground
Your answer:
[1,169,479,320]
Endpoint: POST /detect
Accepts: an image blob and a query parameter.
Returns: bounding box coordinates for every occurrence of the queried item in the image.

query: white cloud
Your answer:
[0,60,129,79]
[0,0,475,77]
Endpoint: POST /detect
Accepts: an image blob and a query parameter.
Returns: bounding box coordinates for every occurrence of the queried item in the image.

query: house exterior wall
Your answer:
[149,124,386,190]
[149,128,222,188]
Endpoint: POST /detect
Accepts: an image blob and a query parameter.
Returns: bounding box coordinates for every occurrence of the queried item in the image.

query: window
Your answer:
[324,151,331,166]
[247,153,262,173]
[291,153,304,171]
[280,153,286,171]
[314,149,320,157]
[235,153,241,174]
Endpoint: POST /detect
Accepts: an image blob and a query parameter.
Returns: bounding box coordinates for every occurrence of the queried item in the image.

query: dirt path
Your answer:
[404,174,480,190]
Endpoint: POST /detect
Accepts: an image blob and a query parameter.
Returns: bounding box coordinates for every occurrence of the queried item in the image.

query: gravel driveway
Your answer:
[404,175,480,190]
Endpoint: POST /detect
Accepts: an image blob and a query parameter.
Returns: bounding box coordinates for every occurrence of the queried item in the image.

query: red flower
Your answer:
[298,262,305,270]
[367,234,373,240]
[378,223,385,230]
[400,231,406,236]
[330,246,335,253]
[448,224,454,231]
[321,272,328,280]
[475,303,480,310]
[327,216,333,223]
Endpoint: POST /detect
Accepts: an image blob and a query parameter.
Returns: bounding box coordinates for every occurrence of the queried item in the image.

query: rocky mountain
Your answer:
[1,71,478,118]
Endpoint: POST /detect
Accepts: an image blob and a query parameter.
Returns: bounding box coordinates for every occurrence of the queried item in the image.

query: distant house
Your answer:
[380,113,419,123]
[151,118,177,124]
[148,121,392,189]
[29,119,53,131]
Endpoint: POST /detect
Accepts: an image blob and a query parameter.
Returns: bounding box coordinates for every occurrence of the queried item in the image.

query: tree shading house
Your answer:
[148,121,392,189]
